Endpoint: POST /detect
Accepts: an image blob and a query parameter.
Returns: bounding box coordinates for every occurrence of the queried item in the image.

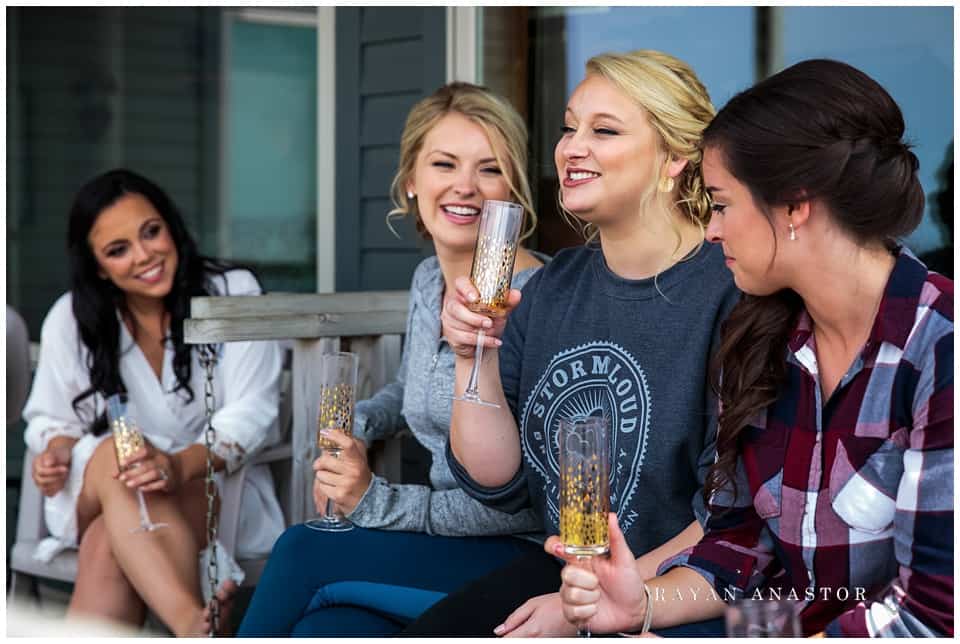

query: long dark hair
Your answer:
[702,59,924,507]
[67,168,252,435]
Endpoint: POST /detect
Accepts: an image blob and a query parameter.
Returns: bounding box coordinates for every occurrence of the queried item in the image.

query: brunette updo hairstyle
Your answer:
[703,59,924,507]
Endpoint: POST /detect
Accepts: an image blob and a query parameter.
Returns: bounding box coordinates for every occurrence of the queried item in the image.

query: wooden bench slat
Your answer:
[190,290,409,320]
[184,312,407,344]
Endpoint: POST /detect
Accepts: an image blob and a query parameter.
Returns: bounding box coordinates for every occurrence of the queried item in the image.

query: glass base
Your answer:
[452,390,501,408]
[131,522,169,534]
[305,516,354,532]
[564,543,610,557]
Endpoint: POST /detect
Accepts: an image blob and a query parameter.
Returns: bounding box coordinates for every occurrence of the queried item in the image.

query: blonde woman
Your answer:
[403,50,739,636]
[238,83,547,636]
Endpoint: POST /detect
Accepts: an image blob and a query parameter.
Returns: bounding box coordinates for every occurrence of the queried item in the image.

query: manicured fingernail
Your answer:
[554,544,564,555]
[467,292,477,302]
[318,428,331,436]
[495,338,503,347]
[483,318,493,328]
[493,624,505,635]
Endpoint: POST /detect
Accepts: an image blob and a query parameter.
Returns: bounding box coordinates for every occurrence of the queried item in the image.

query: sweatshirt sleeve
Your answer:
[692,282,741,525]
[347,471,541,536]
[444,269,543,514]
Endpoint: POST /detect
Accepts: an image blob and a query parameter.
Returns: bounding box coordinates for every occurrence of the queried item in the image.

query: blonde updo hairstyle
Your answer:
[561,50,715,253]
[388,82,537,241]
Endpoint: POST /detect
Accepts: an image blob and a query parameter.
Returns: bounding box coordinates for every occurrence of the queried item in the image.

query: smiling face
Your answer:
[87,192,179,304]
[555,74,664,225]
[703,146,789,295]
[407,111,513,254]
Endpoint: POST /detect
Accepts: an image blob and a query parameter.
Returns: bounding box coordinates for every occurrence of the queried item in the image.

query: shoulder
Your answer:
[410,255,441,291]
[904,270,953,370]
[689,242,739,301]
[208,268,264,297]
[532,245,592,284]
[41,292,78,339]
[36,293,82,361]
[512,250,551,290]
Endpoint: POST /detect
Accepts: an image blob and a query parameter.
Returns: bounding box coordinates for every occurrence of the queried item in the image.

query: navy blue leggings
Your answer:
[237,524,541,637]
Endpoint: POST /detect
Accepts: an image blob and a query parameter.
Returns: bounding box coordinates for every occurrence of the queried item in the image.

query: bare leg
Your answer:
[68,515,147,627]
[75,439,217,636]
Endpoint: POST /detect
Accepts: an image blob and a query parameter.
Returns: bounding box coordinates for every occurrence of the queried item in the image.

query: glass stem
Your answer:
[463,328,485,397]
[136,489,152,527]
[576,555,592,638]
[323,449,341,520]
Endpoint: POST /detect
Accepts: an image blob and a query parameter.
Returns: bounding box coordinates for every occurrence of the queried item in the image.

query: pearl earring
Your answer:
[789,222,797,241]
[407,191,415,200]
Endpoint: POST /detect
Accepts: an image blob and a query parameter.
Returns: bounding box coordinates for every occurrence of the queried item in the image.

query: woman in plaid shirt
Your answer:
[553,59,953,637]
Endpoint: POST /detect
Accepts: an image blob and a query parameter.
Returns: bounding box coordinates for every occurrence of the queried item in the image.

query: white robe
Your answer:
[22,269,284,583]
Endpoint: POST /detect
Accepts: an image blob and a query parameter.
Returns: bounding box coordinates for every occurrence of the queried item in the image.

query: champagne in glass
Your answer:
[106,393,168,533]
[306,351,359,532]
[559,416,611,637]
[454,199,524,408]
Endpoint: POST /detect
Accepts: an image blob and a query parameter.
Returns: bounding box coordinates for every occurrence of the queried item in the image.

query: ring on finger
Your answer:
[159,468,169,481]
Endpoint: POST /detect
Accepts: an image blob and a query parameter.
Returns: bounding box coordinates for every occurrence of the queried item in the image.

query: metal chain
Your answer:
[199,344,220,637]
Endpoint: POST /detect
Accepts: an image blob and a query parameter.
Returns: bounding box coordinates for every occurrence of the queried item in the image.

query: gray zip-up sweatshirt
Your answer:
[347,254,547,537]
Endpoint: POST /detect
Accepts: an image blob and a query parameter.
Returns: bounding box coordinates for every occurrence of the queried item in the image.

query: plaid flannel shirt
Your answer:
[659,250,953,637]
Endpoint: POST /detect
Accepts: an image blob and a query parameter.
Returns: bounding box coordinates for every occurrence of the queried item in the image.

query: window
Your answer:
[481,6,952,259]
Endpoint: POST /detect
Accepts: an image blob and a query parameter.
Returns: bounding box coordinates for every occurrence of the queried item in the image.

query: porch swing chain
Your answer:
[200,344,220,637]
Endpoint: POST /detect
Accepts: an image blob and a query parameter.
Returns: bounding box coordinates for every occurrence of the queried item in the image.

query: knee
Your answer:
[77,522,125,582]
[269,524,319,562]
[85,438,121,482]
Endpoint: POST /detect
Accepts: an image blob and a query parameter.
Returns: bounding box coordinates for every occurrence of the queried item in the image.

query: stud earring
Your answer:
[407,191,415,200]
[658,176,675,193]
[789,222,797,241]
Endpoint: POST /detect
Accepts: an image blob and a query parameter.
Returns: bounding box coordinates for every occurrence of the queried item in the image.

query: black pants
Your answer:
[400,549,562,637]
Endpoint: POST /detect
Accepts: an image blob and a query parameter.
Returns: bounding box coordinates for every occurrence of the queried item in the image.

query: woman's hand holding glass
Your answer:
[440,276,521,358]
[312,429,372,516]
[115,441,179,494]
[547,513,650,635]
[32,437,76,497]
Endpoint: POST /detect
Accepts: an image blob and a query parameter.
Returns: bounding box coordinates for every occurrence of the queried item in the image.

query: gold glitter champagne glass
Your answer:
[559,416,611,637]
[106,393,168,533]
[306,351,359,532]
[453,200,524,408]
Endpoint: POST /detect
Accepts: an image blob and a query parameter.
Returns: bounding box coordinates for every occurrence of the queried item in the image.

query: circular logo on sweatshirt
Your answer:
[520,341,650,533]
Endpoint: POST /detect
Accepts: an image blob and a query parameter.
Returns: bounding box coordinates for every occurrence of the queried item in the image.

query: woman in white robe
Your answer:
[22,168,283,636]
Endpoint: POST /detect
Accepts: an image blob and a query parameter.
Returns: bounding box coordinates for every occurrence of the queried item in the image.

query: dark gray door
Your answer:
[334,7,445,291]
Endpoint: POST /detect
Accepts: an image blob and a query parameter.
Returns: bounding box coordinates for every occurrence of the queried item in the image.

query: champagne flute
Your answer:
[306,351,359,532]
[453,199,524,408]
[105,393,169,533]
[725,597,801,637]
[559,416,611,638]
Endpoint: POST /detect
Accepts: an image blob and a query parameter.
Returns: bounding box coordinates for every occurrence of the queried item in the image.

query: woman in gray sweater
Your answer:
[238,83,546,636]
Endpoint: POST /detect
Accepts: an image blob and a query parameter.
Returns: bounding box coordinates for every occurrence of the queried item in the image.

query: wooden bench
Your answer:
[9,290,423,608]
[183,290,417,527]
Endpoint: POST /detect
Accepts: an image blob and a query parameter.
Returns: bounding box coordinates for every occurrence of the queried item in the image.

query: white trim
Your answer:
[218,10,233,258]
[233,8,318,28]
[446,7,479,83]
[316,7,336,294]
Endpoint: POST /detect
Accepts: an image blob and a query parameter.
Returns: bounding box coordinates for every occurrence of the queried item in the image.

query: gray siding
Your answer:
[334,7,445,292]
